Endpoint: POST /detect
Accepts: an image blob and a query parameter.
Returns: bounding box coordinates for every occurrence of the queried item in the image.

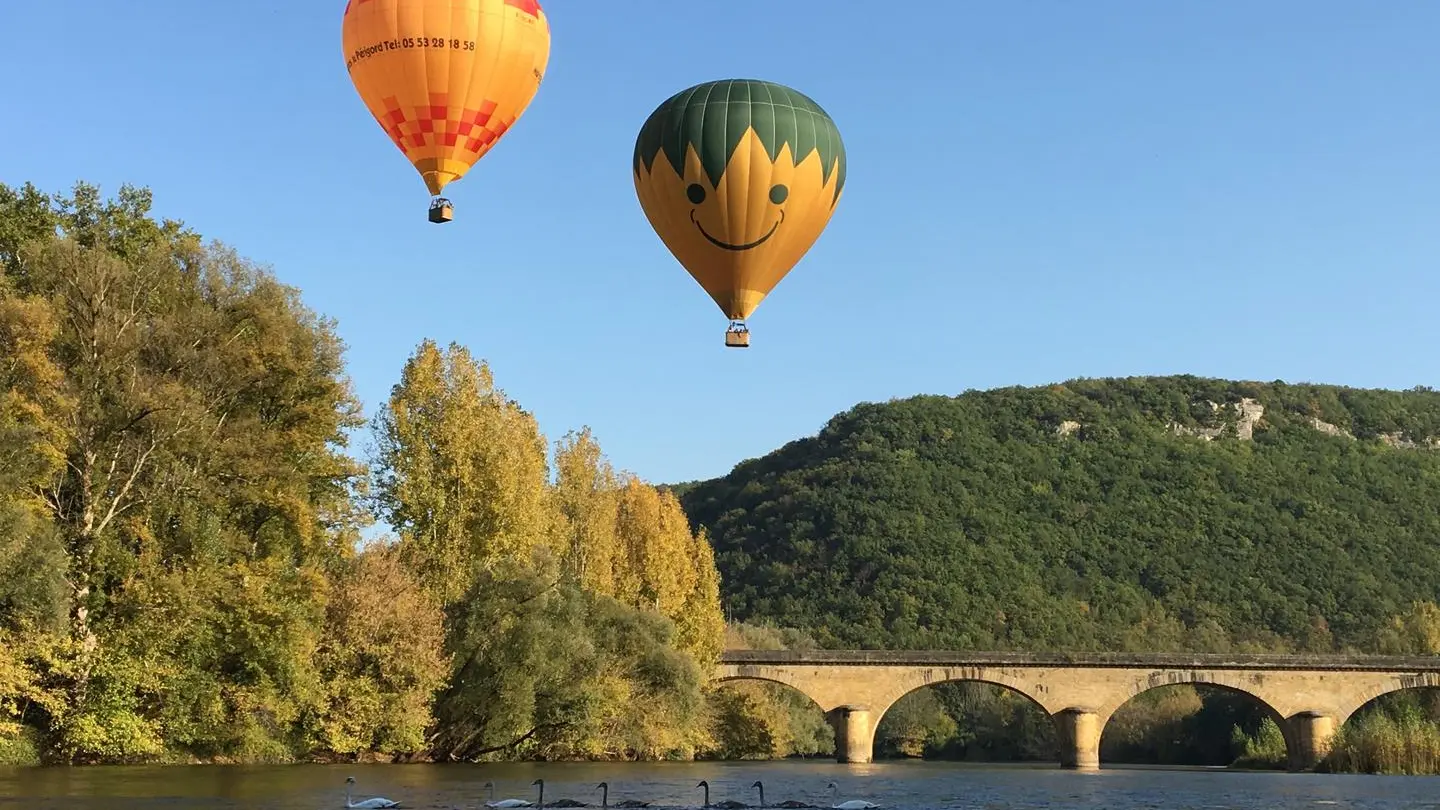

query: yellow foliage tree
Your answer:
[316,542,449,755]
[552,428,621,596]
[552,430,725,664]
[614,481,695,616]
[373,340,727,759]
[1377,601,1440,656]
[372,340,555,604]
[675,528,725,666]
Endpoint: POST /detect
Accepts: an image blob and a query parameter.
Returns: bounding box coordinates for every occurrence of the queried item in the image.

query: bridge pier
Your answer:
[1054,708,1101,771]
[1288,712,1336,771]
[828,705,874,764]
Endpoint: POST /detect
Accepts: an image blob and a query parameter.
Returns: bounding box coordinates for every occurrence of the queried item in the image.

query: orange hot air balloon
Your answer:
[341,0,551,223]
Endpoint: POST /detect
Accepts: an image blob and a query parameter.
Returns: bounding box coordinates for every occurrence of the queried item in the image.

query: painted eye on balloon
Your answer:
[769,184,789,205]
[686,184,706,205]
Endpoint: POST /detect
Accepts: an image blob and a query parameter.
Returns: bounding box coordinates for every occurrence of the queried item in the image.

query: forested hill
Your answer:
[673,376,1440,654]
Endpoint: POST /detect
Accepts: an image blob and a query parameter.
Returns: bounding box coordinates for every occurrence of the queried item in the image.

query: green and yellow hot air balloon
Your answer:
[632,79,847,347]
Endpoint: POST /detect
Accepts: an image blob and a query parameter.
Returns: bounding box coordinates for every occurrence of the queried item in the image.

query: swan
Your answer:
[825,783,878,810]
[597,781,650,808]
[697,780,748,809]
[750,780,810,808]
[485,781,535,809]
[344,776,401,809]
[533,778,588,808]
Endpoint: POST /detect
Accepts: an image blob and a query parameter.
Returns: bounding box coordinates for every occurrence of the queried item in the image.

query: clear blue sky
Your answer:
[2,0,1437,486]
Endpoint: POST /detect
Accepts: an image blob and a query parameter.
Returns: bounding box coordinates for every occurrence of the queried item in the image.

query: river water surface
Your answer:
[2,761,1438,810]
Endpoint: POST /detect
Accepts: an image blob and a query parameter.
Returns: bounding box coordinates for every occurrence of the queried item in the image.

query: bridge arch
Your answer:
[873,677,1058,763]
[875,667,1049,717]
[1323,679,1440,773]
[1098,680,1296,769]
[1093,670,1289,724]
[1329,671,1440,726]
[711,668,869,762]
[711,672,826,706]
[706,673,836,760]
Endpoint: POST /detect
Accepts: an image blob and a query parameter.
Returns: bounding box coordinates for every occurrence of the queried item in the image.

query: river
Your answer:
[2,761,1438,810]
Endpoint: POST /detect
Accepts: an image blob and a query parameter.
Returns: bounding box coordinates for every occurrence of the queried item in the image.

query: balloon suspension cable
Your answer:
[428,196,454,224]
[724,320,750,348]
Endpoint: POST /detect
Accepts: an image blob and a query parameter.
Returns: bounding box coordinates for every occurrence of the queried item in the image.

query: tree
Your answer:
[551,432,726,664]
[552,427,622,595]
[371,340,555,605]
[0,181,372,763]
[371,339,728,761]
[314,542,449,756]
[0,271,68,633]
[674,528,725,666]
[1377,601,1440,656]
[614,482,695,616]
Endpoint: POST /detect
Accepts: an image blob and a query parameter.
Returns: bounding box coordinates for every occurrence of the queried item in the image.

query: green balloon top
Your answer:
[633,79,847,205]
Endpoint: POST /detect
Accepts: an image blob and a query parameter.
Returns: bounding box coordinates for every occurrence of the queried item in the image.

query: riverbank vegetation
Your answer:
[0,181,729,765]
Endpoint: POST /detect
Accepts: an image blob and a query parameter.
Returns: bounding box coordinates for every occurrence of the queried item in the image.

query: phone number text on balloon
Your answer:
[346,38,478,70]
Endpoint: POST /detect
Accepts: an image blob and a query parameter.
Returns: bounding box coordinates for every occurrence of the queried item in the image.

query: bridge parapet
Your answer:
[719,649,1440,671]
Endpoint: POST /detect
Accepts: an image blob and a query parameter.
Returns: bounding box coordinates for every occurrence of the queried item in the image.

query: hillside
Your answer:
[675,375,1440,653]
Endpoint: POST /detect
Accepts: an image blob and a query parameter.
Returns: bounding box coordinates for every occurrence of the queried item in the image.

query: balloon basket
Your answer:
[428,199,454,224]
[724,323,750,348]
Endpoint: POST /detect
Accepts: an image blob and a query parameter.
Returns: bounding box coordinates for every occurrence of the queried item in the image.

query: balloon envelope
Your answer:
[632,78,846,322]
[342,0,550,199]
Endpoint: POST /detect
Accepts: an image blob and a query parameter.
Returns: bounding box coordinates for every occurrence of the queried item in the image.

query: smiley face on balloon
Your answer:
[632,79,846,338]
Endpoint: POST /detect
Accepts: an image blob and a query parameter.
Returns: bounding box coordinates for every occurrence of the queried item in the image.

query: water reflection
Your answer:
[1,760,1438,810]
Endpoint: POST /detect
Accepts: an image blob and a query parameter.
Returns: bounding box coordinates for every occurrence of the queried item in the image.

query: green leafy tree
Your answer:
[0,181,376,763]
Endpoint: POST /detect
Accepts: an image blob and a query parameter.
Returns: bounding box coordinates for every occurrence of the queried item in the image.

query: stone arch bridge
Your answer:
[714,650,1440,771]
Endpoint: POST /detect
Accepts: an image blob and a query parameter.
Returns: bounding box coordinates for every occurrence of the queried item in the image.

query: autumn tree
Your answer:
[372,340,727,759]
[551,434,726,664]
[428,551,709,762]
[1377,601,1440,656]
[0,268,69,763]
[314,542,449,756]
[0,270,68,632]
[371,340,554,605]
[552,428,621,595]
[675,528,726,666]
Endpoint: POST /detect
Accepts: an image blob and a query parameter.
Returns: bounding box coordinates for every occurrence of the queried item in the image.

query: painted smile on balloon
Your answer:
[686,182,788,252]
[690,210,784,251]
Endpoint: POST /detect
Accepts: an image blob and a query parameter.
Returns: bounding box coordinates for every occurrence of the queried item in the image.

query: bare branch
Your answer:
[91,437,158,539]
[464,723,567,759]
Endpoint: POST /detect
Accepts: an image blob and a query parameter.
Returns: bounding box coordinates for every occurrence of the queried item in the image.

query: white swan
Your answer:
[826,783,878,810]
[485,781,535,809]
[344,776,401,809]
